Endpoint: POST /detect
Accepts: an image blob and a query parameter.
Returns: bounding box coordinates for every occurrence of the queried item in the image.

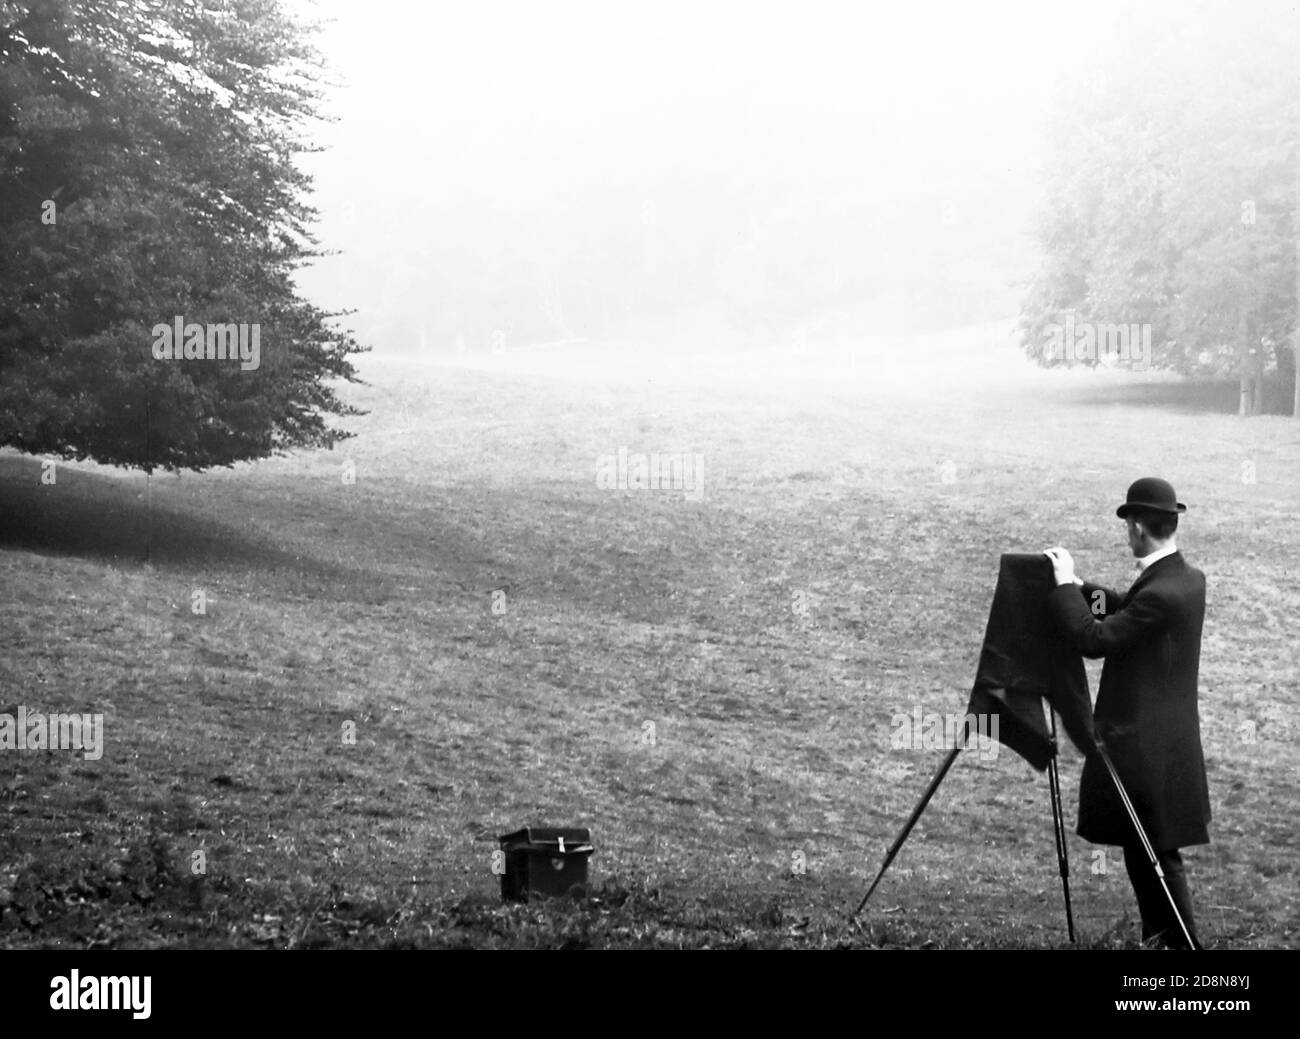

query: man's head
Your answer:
[1124,508,1178,557]
[1116,477,1184,558]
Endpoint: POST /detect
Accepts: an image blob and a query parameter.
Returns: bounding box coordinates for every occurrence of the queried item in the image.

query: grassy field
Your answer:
[1,323,1297,949]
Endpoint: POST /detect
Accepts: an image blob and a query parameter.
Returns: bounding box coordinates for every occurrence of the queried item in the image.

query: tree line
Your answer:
[1020,1,1300,417]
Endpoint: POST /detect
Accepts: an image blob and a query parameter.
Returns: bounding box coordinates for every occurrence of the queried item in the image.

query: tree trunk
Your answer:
[1239,314,1262,416]
[1281,342,1300,418]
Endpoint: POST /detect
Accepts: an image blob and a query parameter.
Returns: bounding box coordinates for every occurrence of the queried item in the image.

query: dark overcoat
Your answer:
[1048,552,1211,849]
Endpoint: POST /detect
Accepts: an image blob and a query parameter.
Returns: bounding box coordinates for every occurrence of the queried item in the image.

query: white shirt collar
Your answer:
[1136,543,1178,572]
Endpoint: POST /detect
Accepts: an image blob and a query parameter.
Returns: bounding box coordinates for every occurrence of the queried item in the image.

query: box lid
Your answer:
[499,826,594,855]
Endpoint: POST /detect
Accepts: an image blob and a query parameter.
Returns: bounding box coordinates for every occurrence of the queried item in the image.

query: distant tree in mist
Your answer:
[1020,2,1300,416]
[0,0,365,471]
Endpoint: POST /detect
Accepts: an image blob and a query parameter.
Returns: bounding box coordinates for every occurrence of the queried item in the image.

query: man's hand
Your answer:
[1043,546,1078,587]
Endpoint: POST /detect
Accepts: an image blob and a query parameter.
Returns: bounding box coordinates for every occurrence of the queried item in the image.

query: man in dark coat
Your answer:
[1043,477,1210,948]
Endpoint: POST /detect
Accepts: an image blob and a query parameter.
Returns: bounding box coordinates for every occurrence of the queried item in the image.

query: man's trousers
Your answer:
[1123,845,1199,949]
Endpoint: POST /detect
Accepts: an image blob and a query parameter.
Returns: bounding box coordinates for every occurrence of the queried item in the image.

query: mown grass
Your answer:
[1,327,1296,948]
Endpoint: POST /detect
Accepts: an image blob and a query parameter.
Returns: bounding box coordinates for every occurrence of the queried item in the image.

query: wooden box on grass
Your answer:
[498,826,595,902]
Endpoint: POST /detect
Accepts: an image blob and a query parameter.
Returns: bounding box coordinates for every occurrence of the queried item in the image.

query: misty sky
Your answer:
[292,0,1134,351]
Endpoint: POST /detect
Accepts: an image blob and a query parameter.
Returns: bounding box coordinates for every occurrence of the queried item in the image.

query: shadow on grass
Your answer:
[0,454,352,586]
[1065,375,1295,417]
[0,454,526,607]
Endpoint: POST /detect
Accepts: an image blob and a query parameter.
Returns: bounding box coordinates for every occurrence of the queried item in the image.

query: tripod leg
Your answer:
[1095,745,1199,950]
[852,743,964,919]
[1045,712,1076,943]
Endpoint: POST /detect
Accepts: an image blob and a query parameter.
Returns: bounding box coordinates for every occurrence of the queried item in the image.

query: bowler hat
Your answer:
[1116,477,1186,518]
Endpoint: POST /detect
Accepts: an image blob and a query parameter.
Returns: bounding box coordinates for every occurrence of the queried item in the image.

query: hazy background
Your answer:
[293,0,1132,357]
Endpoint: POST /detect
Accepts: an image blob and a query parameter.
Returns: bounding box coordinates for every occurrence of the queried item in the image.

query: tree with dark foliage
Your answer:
[0,0,365,471]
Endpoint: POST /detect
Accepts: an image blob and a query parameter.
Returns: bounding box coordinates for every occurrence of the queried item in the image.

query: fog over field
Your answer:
[295,0,1129,359]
